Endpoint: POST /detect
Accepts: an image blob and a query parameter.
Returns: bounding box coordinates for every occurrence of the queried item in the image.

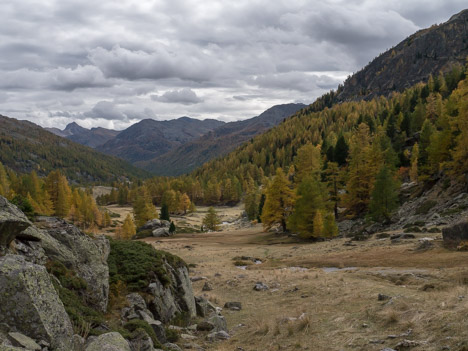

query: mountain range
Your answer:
[2,9,467,181]
[0,115,148,182]
[47,104,306,175]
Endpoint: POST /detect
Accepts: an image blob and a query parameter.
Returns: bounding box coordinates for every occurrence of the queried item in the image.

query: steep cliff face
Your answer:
[337,9,468,101]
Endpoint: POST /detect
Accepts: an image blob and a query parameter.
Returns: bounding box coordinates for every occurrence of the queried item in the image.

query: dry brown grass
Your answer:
[141,217,468,351]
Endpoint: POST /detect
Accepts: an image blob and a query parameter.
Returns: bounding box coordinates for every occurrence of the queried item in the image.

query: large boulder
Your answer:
[0,197,32,253]
[137,219,171,238]
[85,332,131,351]
[32,217,110,312]
[148,265,196,323]
[442,220,468,246]
[0,255,73,350]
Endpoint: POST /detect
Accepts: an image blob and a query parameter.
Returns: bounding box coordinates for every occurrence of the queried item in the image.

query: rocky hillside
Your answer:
[337,9,468,101]
[0,196,230,351]
[97,117,225,163]
[47,122,119,148]
[0,115,149,183]
[138,103,306,175]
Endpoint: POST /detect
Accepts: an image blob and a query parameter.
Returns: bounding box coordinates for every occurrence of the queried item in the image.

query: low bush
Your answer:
[108,239,185,291]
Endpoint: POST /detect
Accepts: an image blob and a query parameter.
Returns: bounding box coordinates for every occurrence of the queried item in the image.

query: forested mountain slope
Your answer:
[97,117,225,163]
[0,115,149,183]
[138,103,306,175]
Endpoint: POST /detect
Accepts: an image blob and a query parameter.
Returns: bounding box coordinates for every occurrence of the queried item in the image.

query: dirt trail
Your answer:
[143,226,468,351]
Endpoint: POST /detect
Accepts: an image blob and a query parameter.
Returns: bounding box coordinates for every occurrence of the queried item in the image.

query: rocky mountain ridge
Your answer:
[46,122,119,148]
[336,9,468,102]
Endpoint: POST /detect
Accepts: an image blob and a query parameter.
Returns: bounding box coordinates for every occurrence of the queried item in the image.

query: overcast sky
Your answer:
[0,0,465,130]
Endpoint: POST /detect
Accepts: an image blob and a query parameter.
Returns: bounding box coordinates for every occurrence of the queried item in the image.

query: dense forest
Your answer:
[1,64,466,239]
[97,64,467,238]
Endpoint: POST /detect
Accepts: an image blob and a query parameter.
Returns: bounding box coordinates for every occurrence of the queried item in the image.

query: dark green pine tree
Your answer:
[169,221,176,234]
[160,203,170,221]
[369,166,400,222]
[334,135,349,166]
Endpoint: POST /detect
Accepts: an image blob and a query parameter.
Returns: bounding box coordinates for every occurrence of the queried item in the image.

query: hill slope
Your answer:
[0,115,149,182]
[138,103,306,175]
[46,122,119,148]
[337,9,468,101]
[97,117,225,163]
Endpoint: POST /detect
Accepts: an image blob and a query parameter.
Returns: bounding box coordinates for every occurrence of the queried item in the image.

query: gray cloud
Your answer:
[151,88,203,105]
[0,0,465,129]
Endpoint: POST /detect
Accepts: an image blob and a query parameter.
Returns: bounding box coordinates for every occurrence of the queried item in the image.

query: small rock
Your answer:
[191,276,206,282]
[206,331,230,341]
[381,349,397,351]
[8,332,41,350]
[378,293,391,301]
[181,334,197,340]
[395,340,420,350]
[163,343,183,351]
[224,302,242,310]
[253,282,269,291]
[202,282,213,291]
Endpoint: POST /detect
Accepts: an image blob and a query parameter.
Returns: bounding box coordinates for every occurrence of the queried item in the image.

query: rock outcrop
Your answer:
[85,332,131,351]
[442,220,468,246]
[137,219,172,238]
[0,255,73,350]
[33,216,110,312]
[0,197,32,253]
[148,264,196,323]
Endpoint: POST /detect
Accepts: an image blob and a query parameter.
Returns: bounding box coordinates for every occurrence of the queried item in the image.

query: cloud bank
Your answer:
[0,0,465,129]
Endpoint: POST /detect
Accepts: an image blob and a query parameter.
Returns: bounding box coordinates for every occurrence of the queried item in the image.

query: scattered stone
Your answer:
[362,323,369,328]
[7,332,40,350]
[224,302,242,311]
[85,332,131,351]
[202,282,213,291]
[253,282,269,291]
[381,348,397,351]
[195,296,216,318]
[394,340,420,350]
[181,334,197,340]
[197,314,227,332]
[214,273,222,277]
[206,331,230,341]
[191,276,207,282]
[163,343,183,351]
[378,293,391,301]
[369,339,384,344]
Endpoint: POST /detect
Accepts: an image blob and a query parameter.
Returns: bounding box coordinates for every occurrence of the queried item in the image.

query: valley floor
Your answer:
[143,226,468,351]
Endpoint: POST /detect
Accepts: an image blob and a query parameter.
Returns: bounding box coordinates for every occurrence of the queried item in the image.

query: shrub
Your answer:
[165,327,180,343]
[108,239,185,291]
[124,319,162,347]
